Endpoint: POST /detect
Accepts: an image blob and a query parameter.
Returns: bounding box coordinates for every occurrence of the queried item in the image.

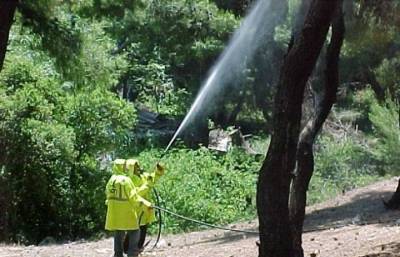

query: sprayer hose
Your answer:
[152,205,259,235]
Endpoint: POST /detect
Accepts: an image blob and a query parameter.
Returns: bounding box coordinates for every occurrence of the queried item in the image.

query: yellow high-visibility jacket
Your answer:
[126,160,164,225]
[137,167,164,225]
[105,159,150,231]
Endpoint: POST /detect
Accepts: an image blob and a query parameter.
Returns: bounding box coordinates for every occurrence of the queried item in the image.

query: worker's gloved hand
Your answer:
[139,198,152,208]
[156,163,165,175]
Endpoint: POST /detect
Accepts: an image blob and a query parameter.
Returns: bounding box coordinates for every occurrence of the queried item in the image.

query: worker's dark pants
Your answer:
[138,225,148,250]
[114,230,140,257]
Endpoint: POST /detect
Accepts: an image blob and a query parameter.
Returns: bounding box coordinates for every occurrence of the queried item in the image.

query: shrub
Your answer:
[0,31,136,243]
[308,135,380,204]
[133,147,262,233]
[369,99,400,174]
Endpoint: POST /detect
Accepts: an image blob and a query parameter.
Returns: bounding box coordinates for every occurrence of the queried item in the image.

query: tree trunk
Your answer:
[289,5,345,256]
[0,0,18,72]
[257,1,340,256]
[288,141,313,257]
[383,178,400,209]
[288,5,344,257]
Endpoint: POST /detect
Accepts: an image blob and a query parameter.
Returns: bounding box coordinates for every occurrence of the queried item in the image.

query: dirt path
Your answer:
[2,177,400,257]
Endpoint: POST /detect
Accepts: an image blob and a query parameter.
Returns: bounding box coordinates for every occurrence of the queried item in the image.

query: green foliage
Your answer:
[66,20,128,89]
[308,171,380,205]
[127,57,189,115]
[131,139,381,234]
[0,22,135,243]
[135,147,261,233]
[375,55,400,101]
[343,88,376,131]
[308,135,379,204]
[76,0,141,18]
[81,0,239,113]
[315,136,377,184]
[15,3,127,90]
[340,1,400,89]
[18,1,82,76]
[248,135,270,154]
[0,60,75,243]
[64,89,135,156]
[343,14,396,64]
[369,99,400,173]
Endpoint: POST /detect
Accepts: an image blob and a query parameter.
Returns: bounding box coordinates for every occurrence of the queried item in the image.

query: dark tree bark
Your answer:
[256,1,340,256]
[289,4,345,257]
[0,0,18,72]
[383,179,400,210]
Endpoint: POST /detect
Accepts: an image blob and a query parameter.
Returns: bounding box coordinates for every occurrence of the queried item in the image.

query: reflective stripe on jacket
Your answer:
[105,174,142,231]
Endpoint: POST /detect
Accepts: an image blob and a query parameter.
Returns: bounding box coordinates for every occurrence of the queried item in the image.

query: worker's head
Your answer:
[112,159,127,175]
[126,159,141,177]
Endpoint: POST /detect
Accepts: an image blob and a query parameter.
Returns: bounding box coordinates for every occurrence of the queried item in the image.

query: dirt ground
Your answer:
[2,177,400,257]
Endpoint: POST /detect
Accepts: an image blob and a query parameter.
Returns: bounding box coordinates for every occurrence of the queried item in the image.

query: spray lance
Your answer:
[141,133,176,251]
[146,0,277,243]
[140,0,288,247]
[157,135,176,161]
[146,119,261,252]
[142,118,192,250]
[147,127,179,249]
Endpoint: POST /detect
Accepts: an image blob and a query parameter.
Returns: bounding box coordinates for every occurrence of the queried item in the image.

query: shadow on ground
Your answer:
[155,180,400,249]
[179,228,259,247]
[304,189,400,232]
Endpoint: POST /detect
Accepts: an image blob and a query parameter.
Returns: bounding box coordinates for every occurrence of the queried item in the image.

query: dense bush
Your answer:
[308,135,380,204]
[0,23,135,244]
[131,147,262,233]
[369,99,400,174]
[87,0,239,115]
[375,55,400,101]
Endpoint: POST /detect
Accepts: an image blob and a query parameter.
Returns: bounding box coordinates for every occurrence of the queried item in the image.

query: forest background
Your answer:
[0,0,399,246]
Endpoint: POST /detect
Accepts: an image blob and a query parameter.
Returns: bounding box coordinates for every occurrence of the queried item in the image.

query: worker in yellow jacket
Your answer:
[105,159,151,257]
[126,159,165,251]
